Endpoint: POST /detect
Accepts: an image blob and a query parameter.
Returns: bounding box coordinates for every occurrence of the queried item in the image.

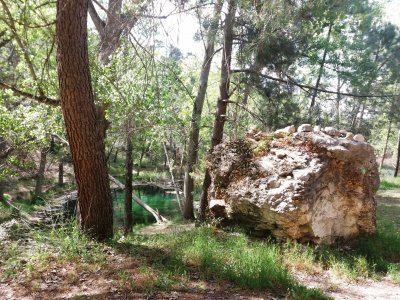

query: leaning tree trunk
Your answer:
[183,0,223,220]
[309,22,333,123]
[394,129,400,177]
[56,0,113,240]
[379,121,392,172]
[199,0,236,221]
[124,126,133,235]
[34,148,48,199]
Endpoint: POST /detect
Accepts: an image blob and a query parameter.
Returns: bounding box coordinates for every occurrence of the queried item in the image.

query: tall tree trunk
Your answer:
[58,161,64,186]
[106,142,115,163]
[163,142,183,213]
[183,0,223,220]
[88,0,146,65]
[113,148,119,163]
[137,141,151,176]
[335,75,341,127]
[199,0,236,221]
[357,104,365,130]
[394,129,400,177]
[34,148,47,198]
[56,0,113,240]
[351,101,361,130]
[0,181,4,202]
[99,0,123,64]
[124,127,133,235]
[379,121,392,172]
[309,22,333,123]
[137,147,145,176]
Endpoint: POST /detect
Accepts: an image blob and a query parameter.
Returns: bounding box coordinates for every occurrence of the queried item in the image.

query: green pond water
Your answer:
[113,188,180,225]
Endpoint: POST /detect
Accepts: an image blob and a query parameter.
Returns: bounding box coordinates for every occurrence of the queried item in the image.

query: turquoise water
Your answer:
[113,188,180,225]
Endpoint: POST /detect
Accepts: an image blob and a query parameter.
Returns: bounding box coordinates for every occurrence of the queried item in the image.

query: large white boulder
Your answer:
[207,130,379,244]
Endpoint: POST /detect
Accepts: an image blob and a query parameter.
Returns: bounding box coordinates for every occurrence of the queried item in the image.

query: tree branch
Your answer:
[88,0,105,37]
[0,81,59,106]
[231,69,400,98]
[0,0,42,95]
[225,100,267,126]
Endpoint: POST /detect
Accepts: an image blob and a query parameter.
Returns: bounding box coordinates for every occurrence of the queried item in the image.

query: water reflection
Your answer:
[113,188,179,226]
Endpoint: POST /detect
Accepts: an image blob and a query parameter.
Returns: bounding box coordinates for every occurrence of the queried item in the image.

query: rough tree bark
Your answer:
[199,0,236,221]
[309,22,333,123]
[183,0,223,220]
[124,125,133,235]
[34,148,48,198]
[56,0,113,240]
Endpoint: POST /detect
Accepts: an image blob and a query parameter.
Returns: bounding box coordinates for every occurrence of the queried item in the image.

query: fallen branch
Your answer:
[108,174,168,223]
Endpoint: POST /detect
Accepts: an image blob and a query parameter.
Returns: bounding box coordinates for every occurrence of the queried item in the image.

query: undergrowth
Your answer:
[34,221,106,264]
[1,182,400,298]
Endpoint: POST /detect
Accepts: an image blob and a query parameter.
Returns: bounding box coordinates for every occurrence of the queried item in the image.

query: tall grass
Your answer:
[123,227,329,299]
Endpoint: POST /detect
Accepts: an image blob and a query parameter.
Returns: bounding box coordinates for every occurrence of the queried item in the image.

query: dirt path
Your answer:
[294,270,400,300]
[138,222,195,235]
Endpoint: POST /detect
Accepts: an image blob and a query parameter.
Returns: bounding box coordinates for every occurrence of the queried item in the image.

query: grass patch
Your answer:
[284,217,400,282]
[379,176,400,190]
[120,227,329,299]
[0,201,14,223]
[118,212,400,297]
[1,242,24,278]
[12,198,46,213]
[34,221,106,264]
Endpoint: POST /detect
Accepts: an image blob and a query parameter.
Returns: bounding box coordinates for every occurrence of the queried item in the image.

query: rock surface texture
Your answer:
[208,126,379,244]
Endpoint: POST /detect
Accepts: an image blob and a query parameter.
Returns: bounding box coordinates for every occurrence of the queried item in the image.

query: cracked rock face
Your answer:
[207,130,379,244]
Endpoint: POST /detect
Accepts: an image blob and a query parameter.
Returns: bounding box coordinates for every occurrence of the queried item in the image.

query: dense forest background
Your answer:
[1,1,400,299]
[1,0,400,232]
